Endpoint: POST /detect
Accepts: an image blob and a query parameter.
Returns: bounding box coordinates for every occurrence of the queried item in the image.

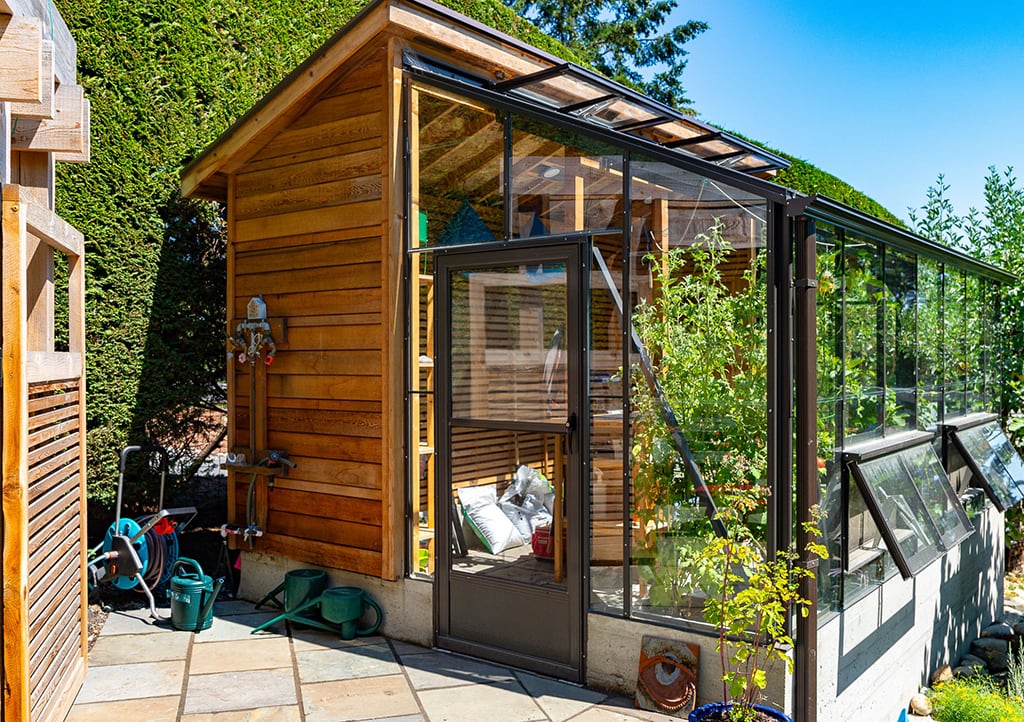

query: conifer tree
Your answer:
[505,0,707,109]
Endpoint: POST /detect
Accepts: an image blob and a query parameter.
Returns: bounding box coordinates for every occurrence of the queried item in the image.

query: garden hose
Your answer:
[132,514,181,593]
[245,472,259,549]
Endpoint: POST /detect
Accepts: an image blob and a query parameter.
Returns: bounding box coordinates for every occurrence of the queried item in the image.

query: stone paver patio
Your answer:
[67,600,681,721]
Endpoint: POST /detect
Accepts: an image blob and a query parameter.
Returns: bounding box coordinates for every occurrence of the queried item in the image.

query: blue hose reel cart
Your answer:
[87,446,198,619]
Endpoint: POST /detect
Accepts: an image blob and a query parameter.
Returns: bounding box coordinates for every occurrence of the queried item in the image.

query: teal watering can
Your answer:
[320,587,383,640]
[168,557,223,632]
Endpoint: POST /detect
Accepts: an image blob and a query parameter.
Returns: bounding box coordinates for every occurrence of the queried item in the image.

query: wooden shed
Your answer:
[1,1,91,720]
[182,1,1019,718]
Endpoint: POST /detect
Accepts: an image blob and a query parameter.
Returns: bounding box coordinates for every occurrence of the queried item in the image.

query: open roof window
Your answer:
[403,53,788,178]
[844,437,973,580]
[947,416,1024,511]
[493,63,785,175]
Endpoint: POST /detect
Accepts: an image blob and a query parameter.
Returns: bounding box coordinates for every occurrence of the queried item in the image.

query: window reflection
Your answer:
[918,258,943,429]
[945,268,967,418]
[414,87,504,247]
[627,158,767,623]
[884,249,917,432]
[843,235,883,443]
[511,116,623,237]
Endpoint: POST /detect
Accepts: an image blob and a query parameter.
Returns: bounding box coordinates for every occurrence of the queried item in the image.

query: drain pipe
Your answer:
[792,208,819,722]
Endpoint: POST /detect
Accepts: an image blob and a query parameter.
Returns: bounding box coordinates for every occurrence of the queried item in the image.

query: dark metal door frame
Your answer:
[433,239,586,681]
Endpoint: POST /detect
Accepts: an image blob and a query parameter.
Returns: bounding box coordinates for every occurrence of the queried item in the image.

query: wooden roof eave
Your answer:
[181,0,575,202]
[181,1,393,201]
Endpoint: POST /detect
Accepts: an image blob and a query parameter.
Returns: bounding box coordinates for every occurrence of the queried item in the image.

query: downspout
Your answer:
[790,203,819,722]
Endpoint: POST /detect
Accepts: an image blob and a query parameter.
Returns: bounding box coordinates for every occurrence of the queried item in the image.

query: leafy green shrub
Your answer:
[930,676,1024,722]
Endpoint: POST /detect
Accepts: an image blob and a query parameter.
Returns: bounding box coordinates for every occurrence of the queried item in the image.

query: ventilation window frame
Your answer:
[842,430,974,581]
[944,413,1024,512]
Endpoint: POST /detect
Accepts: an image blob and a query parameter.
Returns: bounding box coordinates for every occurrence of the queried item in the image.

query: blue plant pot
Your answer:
[689,702,792,722]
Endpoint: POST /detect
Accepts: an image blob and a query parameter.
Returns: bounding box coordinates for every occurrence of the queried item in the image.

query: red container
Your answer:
[531,526,565,558]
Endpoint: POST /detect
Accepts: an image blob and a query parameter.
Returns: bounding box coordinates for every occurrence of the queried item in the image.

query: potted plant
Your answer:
[689,498,828,722]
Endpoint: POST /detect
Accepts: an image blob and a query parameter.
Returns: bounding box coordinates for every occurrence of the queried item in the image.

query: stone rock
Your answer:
[909,693,933,716]
[971,637,1010,673]
[954,665,982,678]
[930,664,953,685]
[958,653,987,671]
[1012,622,1024,637]
[981,622,1015,640]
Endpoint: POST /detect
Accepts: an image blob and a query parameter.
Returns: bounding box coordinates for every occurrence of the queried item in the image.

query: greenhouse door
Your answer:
[435,243,583,681]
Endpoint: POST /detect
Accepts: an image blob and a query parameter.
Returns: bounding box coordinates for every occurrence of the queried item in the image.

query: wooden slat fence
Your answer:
[3,184,87,722]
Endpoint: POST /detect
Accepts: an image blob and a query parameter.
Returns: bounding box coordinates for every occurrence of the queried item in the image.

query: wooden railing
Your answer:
[3,184,87,722]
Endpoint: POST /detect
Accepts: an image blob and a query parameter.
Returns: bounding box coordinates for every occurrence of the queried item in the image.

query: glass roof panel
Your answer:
[493,63,788,176]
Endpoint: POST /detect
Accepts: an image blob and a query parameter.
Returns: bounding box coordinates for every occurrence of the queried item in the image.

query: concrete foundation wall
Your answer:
[817,503,1003,722]
[238,550,433,646]
[585,614,790,710]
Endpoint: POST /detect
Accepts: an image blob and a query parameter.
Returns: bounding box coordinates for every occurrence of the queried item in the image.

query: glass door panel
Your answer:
[436,244,582,681]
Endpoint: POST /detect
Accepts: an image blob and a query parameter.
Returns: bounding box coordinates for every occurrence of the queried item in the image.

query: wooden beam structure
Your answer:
[2,1,89,718]
[0,0,77,86]
[3,185,88,722]
[10,83,88,156]
[10,39,54,119]
[0,14,42,103]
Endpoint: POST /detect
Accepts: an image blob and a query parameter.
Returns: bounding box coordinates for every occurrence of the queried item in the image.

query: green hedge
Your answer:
[54,0,898,510]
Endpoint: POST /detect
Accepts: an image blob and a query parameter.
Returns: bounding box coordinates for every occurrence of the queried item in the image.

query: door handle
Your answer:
[565,412,577,453]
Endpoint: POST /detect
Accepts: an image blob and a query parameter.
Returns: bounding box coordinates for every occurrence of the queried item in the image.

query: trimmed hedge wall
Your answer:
[54,0,898,509]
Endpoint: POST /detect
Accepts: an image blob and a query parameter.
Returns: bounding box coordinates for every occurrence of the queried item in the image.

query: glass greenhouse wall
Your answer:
[813,217,1010,613]
[403,72,1017,633]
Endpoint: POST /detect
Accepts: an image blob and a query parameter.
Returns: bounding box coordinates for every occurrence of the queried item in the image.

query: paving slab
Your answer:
[416,677,546,722]
[183,668,298,715]
[180,705,303,721]
[98,607,176,636]
[295,642,400,683]
[302,674,420,721]
[65,695,180,722]
[212,599,264,617]
[189,637,293,675]
[191,612,286,643]
[89,630,191,666]
[597,696,681,721]
[389,639,433,657]
[515,670,607,722]
[74,660,185,704]
[571,709,660,722]
[290,627,387,652]
[400,650,515,690]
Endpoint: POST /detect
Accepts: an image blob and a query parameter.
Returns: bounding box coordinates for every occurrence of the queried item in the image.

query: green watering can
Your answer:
[168,557,223,632]
[320,587,383,640]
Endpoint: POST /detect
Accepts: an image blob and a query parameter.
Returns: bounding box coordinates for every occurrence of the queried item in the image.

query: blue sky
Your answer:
[676,1,1024,224]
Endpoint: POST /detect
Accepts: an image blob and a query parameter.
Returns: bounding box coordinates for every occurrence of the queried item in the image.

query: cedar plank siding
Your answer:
[228,47,390,578]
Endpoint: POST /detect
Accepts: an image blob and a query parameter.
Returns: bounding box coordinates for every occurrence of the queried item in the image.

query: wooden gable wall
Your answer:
[227,41,400,579]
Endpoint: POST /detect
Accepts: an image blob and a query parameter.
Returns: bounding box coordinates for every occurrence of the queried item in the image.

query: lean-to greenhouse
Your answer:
[181,2,1021,719]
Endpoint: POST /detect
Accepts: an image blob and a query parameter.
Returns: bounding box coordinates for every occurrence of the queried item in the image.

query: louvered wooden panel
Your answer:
[25,379,86,721]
